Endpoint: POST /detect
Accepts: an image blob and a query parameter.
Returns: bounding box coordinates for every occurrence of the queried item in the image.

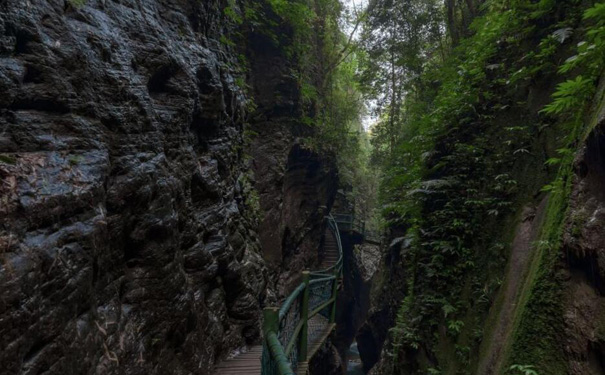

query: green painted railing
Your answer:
[261,215,343,375]
[332,213,365,234]
[332,213,381,244]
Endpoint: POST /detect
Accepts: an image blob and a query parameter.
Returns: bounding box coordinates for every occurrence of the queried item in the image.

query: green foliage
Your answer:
[360,0,444,164]
[267,0,315,34]
[266,0,373,216]
[447,320,465,335]
[0,154,17,164]
[219,35,236,47]
[559,3,605,75]
[228,0,371,221]
[300,82,318,104]
[541,76,595,115]
[68,155,84,166]
[224,2,244,25]
[359,0,603,373]
[503,4,604,374]
[68,0,86,7]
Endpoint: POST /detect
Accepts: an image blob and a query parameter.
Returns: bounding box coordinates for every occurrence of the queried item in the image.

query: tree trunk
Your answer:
[446,0,459,45]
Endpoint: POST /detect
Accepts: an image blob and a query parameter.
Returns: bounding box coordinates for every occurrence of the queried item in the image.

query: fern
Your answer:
[544,157,561,166]
[540,76,595,115]
[584,2,605,21]
[558,3,605,75]
[447,320,464,335]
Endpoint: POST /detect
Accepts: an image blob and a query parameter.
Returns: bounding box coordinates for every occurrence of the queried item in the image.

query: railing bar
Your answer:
[262,213,344,373]
[308,275,335,284]
[284,318,306,355]
[266,331,296,375]
[279,282,306,320]
[308,298,336,318]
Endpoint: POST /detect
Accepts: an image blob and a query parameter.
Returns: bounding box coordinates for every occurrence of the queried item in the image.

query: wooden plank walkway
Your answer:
[213,227,339,375]
[320,227,339,269]
[296,315,336,375]
[213,317,335,375]
[213,346,262,375]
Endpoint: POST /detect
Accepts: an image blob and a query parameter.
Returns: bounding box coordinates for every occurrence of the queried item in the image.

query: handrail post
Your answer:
[329,268,338,324]
[298,271,310,362]
[263,307,280,336]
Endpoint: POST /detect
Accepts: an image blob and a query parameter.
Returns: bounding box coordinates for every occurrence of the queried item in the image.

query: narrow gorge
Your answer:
[0,1,604,375]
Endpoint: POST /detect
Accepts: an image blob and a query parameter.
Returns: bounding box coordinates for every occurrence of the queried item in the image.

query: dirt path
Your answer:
[476,196,549,375]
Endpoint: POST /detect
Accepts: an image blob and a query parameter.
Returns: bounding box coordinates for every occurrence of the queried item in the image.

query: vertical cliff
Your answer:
[503,77,605,375]
[0,1,267,374]
[244,2,339,296]
[354,1,605,374]
[561,100,605,374]
[0,0,347,374]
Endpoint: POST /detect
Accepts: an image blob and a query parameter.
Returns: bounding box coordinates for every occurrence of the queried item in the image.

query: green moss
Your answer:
[224,4,244,25]
[472,210,536,370]
[68,155,84,166]
[509,182,592,373]
[0,154,17,164]
[502,69,605,375]
[569,209,588,238]
[219,35,236,47]
[67,0,86,7]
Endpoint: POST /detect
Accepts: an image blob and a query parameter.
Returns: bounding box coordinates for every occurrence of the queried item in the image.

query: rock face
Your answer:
[476,198,550,375]
[334,239,381,364]
[309,340,344,375]
[356,235,409,374]
[246,23,338,296]
[561,103,605,374]
[357,86,605,375]
[0,1,267,374]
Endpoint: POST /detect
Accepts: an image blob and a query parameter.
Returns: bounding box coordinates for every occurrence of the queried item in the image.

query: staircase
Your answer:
[320,226,339,269]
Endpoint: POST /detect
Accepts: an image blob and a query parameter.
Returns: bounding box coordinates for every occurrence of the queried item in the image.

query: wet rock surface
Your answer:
[246,23,338,297]
[334,239,381,366]
[356,235,410,374]
[309,341,344,375]
[0,1,267,374]
[561,105,605,375]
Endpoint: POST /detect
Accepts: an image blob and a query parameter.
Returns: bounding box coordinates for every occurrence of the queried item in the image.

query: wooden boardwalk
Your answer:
[213,346,263,375]
[213,316,335,375]
[296,315,336,375]
[319,226,339,269]
[213,227,339,375]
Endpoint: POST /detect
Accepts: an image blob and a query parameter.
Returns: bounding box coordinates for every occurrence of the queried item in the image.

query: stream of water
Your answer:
[347,340,364,375]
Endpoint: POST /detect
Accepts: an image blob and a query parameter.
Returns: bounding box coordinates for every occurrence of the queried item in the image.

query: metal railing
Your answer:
[332,213,365,234]
[332,213,383,245]
[261,215,343,375]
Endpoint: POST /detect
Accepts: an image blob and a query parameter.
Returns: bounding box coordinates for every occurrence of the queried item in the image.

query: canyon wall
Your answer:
[0,1,268,373]
[246,19,338,297]
[0,0,340,374]
[559,93,605,374]
[355,2,605,371]
[358,76,605,375]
